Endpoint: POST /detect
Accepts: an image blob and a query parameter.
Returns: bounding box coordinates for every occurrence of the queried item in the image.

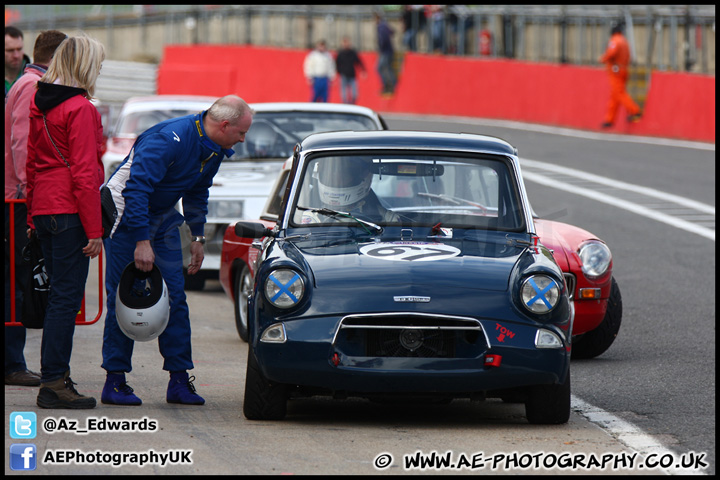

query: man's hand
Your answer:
[83,238,103,259]
[186,241,204,275]
[134,239,155,272]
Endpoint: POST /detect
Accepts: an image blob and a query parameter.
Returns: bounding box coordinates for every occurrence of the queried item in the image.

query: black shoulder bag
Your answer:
[20,233,49,329]
[43,114,116,239]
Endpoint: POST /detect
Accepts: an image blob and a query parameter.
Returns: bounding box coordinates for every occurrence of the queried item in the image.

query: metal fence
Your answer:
[5,4,716,75]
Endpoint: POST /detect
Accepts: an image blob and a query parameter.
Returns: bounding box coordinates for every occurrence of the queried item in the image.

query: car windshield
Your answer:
[291,152,526,231]
[228,112,379,161]
[116,107,204,137]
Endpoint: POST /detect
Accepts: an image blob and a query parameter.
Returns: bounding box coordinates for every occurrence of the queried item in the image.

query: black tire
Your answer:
[243,347,288,420]
[183,269,205,291]
[572,277,623,359]
[525,369,571,425]
[234,265,253,342]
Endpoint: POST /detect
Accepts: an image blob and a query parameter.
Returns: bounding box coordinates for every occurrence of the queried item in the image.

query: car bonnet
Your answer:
[287,236,527,292]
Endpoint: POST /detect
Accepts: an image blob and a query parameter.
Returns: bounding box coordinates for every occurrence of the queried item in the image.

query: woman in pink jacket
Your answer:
[25,33,105,409]
[4,29,67,388]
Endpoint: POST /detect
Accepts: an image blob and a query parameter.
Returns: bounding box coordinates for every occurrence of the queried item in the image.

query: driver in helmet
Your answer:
[247,121,279,158]
[302,156,398,224]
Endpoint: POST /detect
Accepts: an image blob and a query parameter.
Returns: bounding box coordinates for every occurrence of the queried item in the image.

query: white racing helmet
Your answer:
[247,121,279,158]
[317,157,373,208]
[116,262,169,342]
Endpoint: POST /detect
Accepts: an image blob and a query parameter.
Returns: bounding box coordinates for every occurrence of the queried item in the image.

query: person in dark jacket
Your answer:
[374,12,397,96]
[5,25,30,97]
[26,34,106,409]
[101,95,254,407]
[335,36,366,104]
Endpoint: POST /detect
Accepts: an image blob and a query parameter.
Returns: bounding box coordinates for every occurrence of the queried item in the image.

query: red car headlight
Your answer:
[578,240,612,278]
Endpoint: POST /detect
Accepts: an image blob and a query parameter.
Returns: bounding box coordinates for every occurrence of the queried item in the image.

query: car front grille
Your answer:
[564,273,576,300]
[334,313,488,359]
[366,328,456,357]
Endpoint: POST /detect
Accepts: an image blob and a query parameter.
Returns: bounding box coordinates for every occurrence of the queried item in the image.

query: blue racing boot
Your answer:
[101,372,142,405]
[166,371,205,405]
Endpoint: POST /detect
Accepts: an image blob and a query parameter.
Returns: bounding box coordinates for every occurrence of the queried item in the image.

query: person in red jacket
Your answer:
[599,22,642,128]
[25,34,106,409]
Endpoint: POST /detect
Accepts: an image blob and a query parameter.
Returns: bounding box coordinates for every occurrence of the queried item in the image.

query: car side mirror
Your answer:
[234,221,274,239]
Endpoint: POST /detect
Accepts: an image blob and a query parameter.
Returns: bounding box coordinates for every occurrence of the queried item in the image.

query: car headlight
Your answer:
[207,200,244,219]
[264,269,304,308]
[578,240,612,278]
[521,275,561,314]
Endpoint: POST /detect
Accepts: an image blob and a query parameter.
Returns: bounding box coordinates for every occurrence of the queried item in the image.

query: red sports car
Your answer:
[220,157,622,359]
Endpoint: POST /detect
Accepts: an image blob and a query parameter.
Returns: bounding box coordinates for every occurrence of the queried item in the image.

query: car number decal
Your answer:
[359,242,460,262]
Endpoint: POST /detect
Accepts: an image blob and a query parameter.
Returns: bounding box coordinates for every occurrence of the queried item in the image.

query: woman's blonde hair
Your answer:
[41,33,105,98]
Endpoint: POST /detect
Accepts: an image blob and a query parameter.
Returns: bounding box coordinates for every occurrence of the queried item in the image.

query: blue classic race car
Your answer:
[237,131,573,424]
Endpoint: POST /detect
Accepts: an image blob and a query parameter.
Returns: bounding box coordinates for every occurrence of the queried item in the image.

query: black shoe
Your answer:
[5,369,41,386]
[627,113,642,123]
[601,122,613,128]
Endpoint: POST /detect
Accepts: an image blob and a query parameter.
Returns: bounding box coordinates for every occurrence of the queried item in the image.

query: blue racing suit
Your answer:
[102,111,233,373]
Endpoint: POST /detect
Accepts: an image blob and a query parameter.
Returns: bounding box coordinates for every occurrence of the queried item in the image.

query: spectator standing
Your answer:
[401,5,425,52]
[427,5,447,53]
[101,95,253,406]
[303,40,336,102]
[5,26,30,96]
[335,36,366,104]
[599,22,642,128]
[25,34,106,409]
[5,29,67,388]
[374,13,397,96]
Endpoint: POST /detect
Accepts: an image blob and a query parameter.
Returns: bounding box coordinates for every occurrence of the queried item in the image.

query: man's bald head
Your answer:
[207,95,254,124]
[204,94,254,150]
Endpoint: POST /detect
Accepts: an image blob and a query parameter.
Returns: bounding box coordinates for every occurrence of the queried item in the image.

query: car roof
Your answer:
[248,102,380,117]
[119,96,381,118]
[119,95,217,113]
[298,130,518,156]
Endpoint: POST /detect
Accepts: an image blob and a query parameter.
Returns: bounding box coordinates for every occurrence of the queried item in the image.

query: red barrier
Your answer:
[637,72,715,141]
[158,45,715,143]
[5,199,104,327]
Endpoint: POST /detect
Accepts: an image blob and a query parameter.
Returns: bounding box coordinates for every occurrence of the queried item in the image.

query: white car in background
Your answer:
[103,96,388,290]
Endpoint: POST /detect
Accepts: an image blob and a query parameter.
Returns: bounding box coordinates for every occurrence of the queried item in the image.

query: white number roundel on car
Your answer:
[359,242,460,262]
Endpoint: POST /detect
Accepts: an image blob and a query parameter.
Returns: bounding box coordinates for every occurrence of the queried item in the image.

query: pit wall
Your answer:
[158,45,715,143]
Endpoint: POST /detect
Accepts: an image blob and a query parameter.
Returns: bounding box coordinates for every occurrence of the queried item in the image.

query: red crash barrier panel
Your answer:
[5,199,103,327]
[158,45,715,143]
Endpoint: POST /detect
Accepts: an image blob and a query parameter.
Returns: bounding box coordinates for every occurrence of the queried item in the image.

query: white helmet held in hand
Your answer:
[116,262,169,342]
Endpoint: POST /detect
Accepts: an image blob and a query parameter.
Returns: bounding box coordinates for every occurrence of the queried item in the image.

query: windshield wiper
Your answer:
[297,206,383,234]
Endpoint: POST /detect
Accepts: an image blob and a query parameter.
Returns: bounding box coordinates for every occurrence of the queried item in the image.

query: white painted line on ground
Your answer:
[572,395,707,475]
[522,170,715,241]
[522,158,716,215]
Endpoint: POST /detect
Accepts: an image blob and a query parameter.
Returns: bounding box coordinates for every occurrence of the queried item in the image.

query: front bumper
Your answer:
[253,313,569,395]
